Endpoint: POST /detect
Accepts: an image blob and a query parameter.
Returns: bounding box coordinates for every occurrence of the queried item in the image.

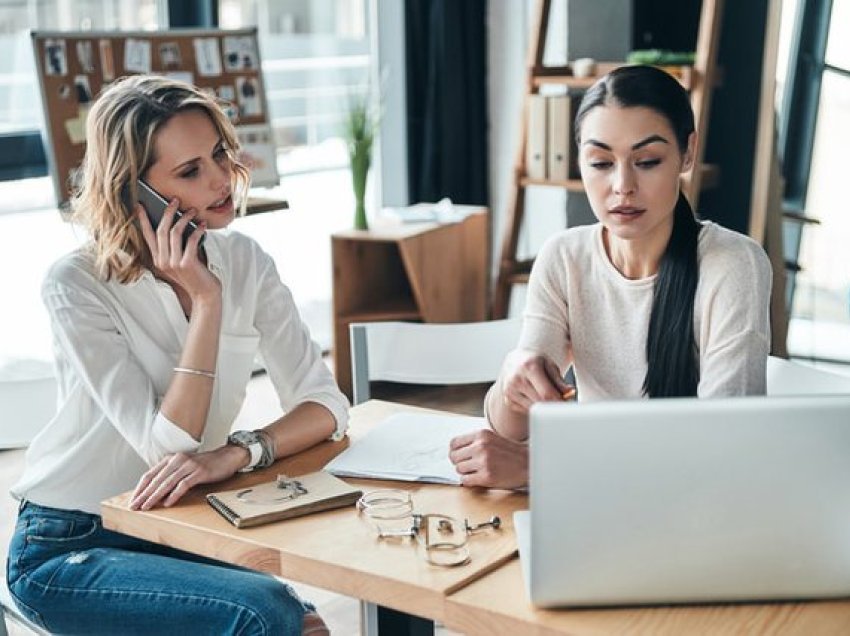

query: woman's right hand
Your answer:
[499,349,573,415]
[130,444,248,510]
[137,199,220,303]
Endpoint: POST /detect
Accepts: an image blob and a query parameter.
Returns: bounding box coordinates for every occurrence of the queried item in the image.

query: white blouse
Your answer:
[12,229,349,514]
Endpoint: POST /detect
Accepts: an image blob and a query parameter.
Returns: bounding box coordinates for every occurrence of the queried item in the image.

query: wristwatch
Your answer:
[227,430,266,472]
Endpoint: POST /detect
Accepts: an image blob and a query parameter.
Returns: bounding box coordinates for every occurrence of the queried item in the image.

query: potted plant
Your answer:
[343,91,379,231]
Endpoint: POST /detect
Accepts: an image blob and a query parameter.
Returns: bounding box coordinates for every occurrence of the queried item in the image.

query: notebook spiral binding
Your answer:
[207,494,239,524]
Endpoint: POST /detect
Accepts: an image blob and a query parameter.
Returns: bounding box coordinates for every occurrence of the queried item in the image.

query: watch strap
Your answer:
[253,429,276,469]
[228,431,263,472]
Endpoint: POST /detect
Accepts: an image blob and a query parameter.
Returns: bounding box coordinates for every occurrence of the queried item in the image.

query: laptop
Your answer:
[518,395,850,607]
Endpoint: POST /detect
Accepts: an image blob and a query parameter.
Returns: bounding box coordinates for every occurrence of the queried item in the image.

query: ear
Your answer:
[681,131,698,173]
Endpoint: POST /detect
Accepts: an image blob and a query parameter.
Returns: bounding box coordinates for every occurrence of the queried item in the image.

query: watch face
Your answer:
[229,430,264,472]
[229,430,260,447]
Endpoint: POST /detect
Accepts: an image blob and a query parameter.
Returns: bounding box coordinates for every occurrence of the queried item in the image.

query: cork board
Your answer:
[31,27,280,208]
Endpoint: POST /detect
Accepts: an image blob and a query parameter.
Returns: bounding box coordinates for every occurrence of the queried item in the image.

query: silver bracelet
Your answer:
[173,366,216,379]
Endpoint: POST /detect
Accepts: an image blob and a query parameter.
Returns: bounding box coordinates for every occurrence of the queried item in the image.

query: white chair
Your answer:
[1,579,49,636]
[0,358,56,449]
[1,358,55,634]
[349,319,523,406]
[767,355,850,396]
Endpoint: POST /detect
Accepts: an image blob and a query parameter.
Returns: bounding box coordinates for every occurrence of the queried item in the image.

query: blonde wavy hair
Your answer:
[71,75,251,283]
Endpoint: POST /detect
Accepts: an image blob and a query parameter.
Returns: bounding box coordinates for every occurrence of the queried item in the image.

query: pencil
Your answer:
[561,386,576,401]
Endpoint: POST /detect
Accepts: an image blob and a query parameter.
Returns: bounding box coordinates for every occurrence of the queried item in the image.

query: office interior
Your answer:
[1,0,848,633]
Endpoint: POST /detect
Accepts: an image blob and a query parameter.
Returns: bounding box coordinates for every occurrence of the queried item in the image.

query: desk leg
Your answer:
[361,601,433,636]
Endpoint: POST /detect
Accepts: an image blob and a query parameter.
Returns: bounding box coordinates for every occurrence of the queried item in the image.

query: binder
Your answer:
[206,470,362,528]
[547,95,572,181]
[526,94,547,180]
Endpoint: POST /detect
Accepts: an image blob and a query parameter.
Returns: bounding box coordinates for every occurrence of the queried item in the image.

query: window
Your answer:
[219,0,371,174]
[781,0,850,365]
[0,0,160,178]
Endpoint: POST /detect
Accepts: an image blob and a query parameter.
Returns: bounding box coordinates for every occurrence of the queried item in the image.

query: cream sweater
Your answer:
[519,222,772,399]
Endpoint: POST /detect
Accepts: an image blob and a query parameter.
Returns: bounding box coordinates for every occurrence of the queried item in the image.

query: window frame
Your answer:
[780,0,850,362]
[779,0,834,212]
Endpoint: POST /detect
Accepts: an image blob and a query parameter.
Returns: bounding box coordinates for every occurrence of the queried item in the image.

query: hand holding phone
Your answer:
[123,179,205,250]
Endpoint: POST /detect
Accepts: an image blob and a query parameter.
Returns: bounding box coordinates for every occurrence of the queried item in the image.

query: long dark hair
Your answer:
[574,65,700,397]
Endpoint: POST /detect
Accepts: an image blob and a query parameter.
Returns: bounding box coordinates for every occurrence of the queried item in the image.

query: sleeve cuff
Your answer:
[483,385,497,431]
[304,396,349,441]
[327,403,349,442]
[152,411,203,455]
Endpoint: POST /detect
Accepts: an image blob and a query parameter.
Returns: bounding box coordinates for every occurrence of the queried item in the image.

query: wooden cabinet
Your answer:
[332,208,488,398]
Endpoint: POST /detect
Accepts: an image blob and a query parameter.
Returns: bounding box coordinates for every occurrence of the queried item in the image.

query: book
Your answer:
[206,470,362,528]
[325,413,487,484]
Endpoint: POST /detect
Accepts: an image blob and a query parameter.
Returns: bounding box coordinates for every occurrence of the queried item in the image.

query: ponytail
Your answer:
[643,191,700,397]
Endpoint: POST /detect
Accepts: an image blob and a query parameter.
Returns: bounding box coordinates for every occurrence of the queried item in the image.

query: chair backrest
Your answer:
[1,578,50,636]
[767,355,850,396]
[349,319,523,405]
[0,358,56,449]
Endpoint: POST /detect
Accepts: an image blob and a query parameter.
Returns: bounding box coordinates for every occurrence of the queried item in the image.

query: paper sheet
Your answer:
[326,413,487,484]
[124,38,152,74]
[193,37,222,76]
[64,116,85,144]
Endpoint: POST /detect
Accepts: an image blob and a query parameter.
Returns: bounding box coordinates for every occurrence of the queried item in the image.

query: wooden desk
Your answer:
[445,558,850,635]
[101,400,523,625]
[101,399,850,634]
[245,196,289,215]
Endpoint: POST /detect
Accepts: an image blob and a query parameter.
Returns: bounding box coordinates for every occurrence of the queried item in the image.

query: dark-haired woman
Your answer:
[449,65,771,488]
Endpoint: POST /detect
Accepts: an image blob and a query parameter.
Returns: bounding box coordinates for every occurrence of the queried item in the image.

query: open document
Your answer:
[325,413,488,484]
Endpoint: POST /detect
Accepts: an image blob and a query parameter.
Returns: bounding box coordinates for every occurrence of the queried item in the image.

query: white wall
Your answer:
[486,0,527,309]
[372,0,408,208]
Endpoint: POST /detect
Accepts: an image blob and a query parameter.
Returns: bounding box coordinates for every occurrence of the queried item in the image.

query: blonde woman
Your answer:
[7,75,345,635]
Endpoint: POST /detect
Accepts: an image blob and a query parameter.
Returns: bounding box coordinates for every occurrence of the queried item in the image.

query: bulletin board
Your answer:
[31,27,280,209]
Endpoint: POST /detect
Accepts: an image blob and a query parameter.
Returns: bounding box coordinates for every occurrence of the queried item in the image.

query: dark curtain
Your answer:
[168,0,218,27]
[405,0,488,205]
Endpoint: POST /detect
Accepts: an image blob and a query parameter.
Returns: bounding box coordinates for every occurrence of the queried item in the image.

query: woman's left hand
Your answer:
[130,445,247,510]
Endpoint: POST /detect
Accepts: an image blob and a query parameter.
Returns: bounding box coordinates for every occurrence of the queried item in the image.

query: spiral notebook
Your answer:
[206,470,362,528]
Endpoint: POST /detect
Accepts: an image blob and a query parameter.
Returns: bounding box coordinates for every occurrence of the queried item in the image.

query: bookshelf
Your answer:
[491,0,724,318]
[331,207,488,398]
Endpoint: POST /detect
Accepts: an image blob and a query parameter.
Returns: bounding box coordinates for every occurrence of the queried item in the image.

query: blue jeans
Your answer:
[6,501,315,635]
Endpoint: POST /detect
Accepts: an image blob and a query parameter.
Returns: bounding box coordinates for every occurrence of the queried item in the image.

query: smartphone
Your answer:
[125,179,204,249]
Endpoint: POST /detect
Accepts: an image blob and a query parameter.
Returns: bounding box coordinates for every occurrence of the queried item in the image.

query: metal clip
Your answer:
[377,527,417,539]
[464,515,501,533]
